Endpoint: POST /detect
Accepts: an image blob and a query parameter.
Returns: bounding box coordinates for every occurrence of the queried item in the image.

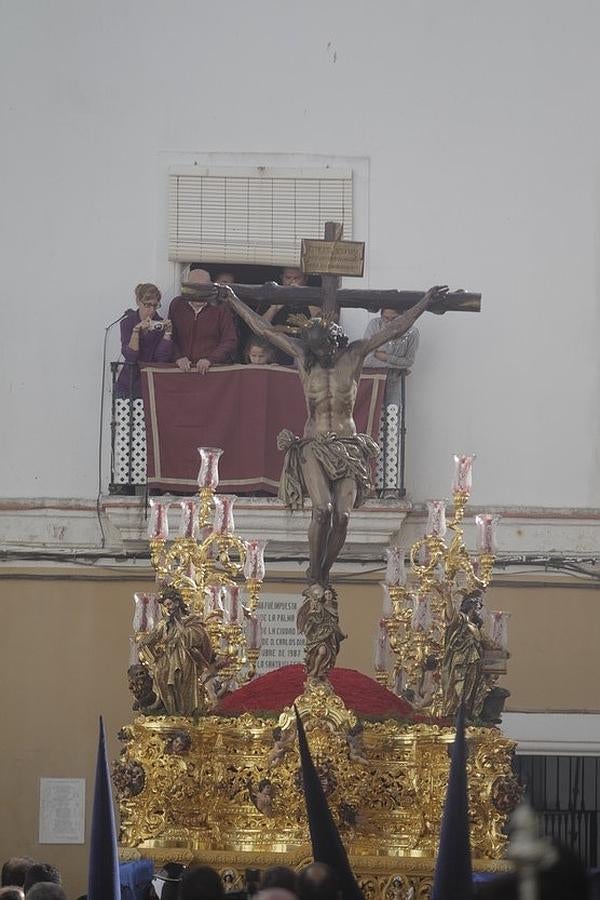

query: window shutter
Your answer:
[168,167,353,265]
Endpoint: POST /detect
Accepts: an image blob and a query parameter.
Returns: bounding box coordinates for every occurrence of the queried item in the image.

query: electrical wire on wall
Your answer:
[1,549,599,586]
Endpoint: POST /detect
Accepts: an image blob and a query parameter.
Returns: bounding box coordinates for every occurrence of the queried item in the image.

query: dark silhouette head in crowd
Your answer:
[215,272,236,285]
[1,859,34,888]
[281,267,307,288]
[148,862,184,900]
[260,866,298,895]
[297,863,340,900]
[26,886,66,900]
[0,887,25,900]
[22,865,61,895]
[179,865,224,900]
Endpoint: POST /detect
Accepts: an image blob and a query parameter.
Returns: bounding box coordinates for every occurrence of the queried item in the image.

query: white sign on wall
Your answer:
[39,777,85,844]
[256,593,305,674]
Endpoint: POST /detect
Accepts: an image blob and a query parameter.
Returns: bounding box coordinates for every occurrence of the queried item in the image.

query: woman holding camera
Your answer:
[116,283,174,398]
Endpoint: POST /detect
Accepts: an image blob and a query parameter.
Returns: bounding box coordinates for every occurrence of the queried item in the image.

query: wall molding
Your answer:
[503,713,600,756]
[1,498,600,563]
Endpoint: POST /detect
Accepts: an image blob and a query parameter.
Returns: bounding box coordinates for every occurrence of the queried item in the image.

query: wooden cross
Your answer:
[183,221,481,317]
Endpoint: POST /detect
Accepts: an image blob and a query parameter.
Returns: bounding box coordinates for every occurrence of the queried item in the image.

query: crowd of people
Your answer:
[174,861,339,900]
[2,847,594,900]
[0,856,344,900]
[115,266,418,400]
[1,858,66,899]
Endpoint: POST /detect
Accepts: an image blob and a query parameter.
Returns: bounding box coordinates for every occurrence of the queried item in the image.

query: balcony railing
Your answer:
[109,361,408,497]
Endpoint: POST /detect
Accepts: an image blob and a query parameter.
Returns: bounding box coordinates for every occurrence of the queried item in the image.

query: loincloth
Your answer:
[278,431,379,512]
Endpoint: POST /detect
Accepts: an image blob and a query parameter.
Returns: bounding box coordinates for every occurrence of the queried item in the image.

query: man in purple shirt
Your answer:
[116,283,174,398]
[169,269,238,373]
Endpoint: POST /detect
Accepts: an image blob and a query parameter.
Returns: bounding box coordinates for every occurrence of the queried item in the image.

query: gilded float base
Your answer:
[116,679,519,898]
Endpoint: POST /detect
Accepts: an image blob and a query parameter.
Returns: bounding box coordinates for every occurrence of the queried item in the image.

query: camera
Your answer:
[148,320,165,330]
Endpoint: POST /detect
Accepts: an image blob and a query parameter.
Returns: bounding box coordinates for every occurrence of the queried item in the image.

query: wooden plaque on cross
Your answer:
[181,221,481,319]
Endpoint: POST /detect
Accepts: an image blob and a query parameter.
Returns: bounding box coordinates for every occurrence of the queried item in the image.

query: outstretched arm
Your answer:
[358,285,449,360]
[218,286,303,360]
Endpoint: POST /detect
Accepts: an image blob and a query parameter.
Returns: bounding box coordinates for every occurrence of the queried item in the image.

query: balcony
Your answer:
[102,361,412,560]
[109,361,410,500]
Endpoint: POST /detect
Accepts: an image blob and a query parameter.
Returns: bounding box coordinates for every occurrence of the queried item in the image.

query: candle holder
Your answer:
[377,454,508,721]
[138,449,266,708]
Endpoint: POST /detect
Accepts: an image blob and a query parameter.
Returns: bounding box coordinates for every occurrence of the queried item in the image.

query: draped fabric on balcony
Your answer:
[140,365,386,494]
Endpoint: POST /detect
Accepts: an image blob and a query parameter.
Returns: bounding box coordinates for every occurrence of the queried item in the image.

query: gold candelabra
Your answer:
[376,455,506,719]
[138,447,266,698]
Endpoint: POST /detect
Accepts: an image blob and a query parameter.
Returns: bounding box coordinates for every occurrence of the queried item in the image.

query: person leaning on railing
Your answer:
[363,307,419,405]
[116,283,174,399]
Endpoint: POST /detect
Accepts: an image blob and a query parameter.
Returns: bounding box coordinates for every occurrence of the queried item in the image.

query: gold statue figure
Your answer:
[138,586,215,716]
[296,584,346,679]
[439,587,500,720]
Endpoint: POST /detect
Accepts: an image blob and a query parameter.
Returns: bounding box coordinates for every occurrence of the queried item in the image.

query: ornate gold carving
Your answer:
[116,708,519,863]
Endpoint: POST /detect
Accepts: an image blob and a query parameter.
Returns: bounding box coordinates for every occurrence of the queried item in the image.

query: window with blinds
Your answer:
[168,167,353,265]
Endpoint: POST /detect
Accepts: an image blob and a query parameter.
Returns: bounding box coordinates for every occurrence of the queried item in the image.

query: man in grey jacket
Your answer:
[363,308,419,404]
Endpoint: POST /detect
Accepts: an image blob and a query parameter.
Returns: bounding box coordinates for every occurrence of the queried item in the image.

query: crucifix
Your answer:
[184,223,481,680]
[182,221,481,320]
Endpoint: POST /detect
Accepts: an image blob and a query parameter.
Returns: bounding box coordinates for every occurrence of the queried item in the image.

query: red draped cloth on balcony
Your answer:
[140,364,386,495]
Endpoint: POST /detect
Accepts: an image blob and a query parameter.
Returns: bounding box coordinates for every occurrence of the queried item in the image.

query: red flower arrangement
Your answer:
[214,664,434,722]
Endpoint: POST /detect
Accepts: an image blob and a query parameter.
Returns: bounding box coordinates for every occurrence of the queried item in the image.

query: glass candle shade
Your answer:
[411,596,432,632]
[132,593,160,632]
[178,498,200,539]
[243,539,267,581]
[385,546,406,586]
[489,610,510,651]
[204,584,224,617]
[246,614,262,650]
[452,454,475,493]
[426,500,447,538]
[416,542,431,567]
[213,495,236,534]
[381,583,393,618]
[148,498,170,540]
[222,585,242,625]
[197,447,223,490]
[375,621,389,671]
[476,513,501,553]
